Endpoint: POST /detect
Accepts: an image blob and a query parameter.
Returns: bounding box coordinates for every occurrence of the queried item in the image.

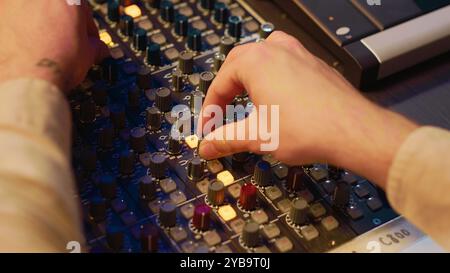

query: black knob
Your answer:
[128,86,140,110]
[172,68,184,92]
[253,160,272,187]
[119,15,134,37]
[110,104,126,129]
[139,175,156,201]
[199,71,215,94]
[137,65,152,90]
[214,2,230,24]
[242,222,260,248]
[207,180,225,206]
[187,29,203,52]
[119,149,136,175]
[178,50,194,74]
[167,135,183,155]
[190,90,204,115]
[98,123,115,150]
[89,196,107,223]
[149,152,168,179]
[102,58,118,84]
[106,226,124,252]
[79,98,96,124]
[155,87,172,112]
[260,22,275,39]
[147,43,162,66]
[146,107,162,130]
[232,152,249,169]
[133,28,148,51]
[332,181,350,207]
[130,127,147,154]
[107,0,120,22]
[213,52,226,72]
[91,84,108,106]
[228,16,242,41]
[81,147,97,172]
[174,14,189,37]
[161,1,175,23]
[98,173,117,200]
[286,166,307,191]
[188,156,206,181]
[140,224,159,253]
[201,0,216,10]
[220,36,234,56]
[159,202,177,228]
[289,197,309,226]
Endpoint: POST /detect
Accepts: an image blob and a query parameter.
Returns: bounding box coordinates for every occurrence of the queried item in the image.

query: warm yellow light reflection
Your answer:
[124,5,142,19]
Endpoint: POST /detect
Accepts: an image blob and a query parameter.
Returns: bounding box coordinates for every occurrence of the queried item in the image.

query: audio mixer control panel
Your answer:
[71,0,405,253]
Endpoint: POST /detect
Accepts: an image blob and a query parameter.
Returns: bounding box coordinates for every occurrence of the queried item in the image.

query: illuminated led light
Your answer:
[185,135,199,149]
[99,31,113,46]
[218,205,237,222]
[124,4,142,19]
[217,170,235,186]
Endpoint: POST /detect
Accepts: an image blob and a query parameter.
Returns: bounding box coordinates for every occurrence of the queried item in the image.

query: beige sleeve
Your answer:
[387,126,450,250]
[0,78,83,252]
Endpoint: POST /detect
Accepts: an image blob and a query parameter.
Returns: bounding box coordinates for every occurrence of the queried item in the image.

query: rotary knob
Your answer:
[207,180,225,206]
[146,107,162,131]
[241,222,260,248]
[286,166,307,191]
[193,204,211,231]
[155,87,172,112]
[147,43,162,66]
[239,183,258,211]
[228,16,243,42]
[167,135,183,155]
[332,181,350,207]
[128,87,140,110]
[98,123,115,150]
[199,71,215,94]
[110,104,126,130]
[289,197,309,226]
[106,226,124,252]
[214,2,230,24]
[133,28,148,51]
[98,173,117,200]
[178,51,194,74]
[213,52,226,72]
[174,14,189,37]
[80,99,96,124]
[231,152,249,169]
[201,0,216,11]
[159,202,177,228]
[220,36,234,56]
[130,127,147,154]
[187,29,203,52]
[119,15,134,37]
[172,68,184,92]
[148,0,162,9]
[107,0,120,22]
[149,152,168,179]
[119,149,136,175]
[253,160,272,187]
[89,196,107,223]
[102,58,118,84]
[81,147,97,172]
[190,90,204,115]
[161,1,175,23]
[188,156,206,181]
[137,65,152,90]
[260,22,275,39]
[139,175,156,201]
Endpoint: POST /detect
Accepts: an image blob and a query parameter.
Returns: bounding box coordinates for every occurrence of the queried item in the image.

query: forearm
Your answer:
[0,78,83,252]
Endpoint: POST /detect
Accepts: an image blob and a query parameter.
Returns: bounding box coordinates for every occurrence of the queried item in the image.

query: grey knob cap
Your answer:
[289,197,309,226]
[149,152,168,179]
[242,222,260,248]
[178,50,194,74]
[199,71,215,94]
[207,180,225,206]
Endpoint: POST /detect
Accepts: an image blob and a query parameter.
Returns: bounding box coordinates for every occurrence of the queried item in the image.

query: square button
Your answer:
[138,19,153,31]
[274,237,293,253]
[150,33,166,45]
[347,205,364,220]
[273,164,289,180]
[170,227,188,242]
[227,183,241,199]
[203,230,222,246]
[192,20,207,31]
[218,205,237,221]
[160,178,177,193]
[277,199,292,213]
[205,34,221,47]
[170,190,187,205]
[262,223,281,240]
[207,160,224,174]
[180,203,195,219]
[181,240,196,253]
[231,7,246,17]
[230,218,246,233]
[188,73,200,86]
[342,172,359,185]
[215,245,232,253]
[309,203,326,218]
[265,186,283,201]
[321,216,339,231]
[251,209,269,225]
[354,184,370,198]
[164,47,179,61]
[244,20,260,33]
[300,225,319,241]
[217,170,235,186]
[254,246,271,253]
[178,6,194,17]
[196,179,209,194]
[309,167,328,181]
[298,189,314,203]
[367,197,383,211]
[321,180,336,194]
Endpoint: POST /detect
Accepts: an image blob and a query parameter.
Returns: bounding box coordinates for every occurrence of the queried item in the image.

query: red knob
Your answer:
[239,183,258,211]
[193,204,211,231]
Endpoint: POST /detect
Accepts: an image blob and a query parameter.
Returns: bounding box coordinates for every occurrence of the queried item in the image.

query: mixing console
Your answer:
[71,0,398,253]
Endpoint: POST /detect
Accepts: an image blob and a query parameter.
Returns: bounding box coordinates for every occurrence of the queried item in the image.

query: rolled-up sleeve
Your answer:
[387,126,450,250]
[0,78,83,252]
